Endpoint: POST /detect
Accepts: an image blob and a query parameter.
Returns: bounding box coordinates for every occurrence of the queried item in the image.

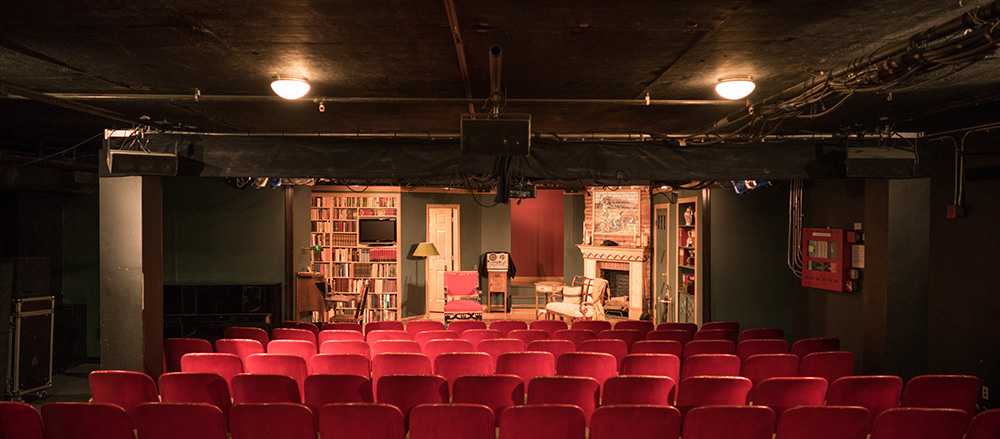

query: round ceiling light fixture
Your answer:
[270,75,310,100]
[715,76,756,100]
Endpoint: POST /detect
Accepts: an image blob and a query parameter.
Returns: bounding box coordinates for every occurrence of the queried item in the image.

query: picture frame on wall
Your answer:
[591,189,642,241]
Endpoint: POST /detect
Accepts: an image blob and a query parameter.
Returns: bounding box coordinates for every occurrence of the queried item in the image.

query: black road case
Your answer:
[7,296,54,400]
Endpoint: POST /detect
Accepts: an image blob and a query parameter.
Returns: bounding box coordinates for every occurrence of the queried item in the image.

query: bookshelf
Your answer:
[675,196,699,324]
[310,189,401,323]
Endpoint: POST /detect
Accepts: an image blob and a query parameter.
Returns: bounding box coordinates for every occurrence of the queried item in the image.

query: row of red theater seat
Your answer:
[89,359,982,434]
[228,318,823,349]
[179,334,855,382]
[166,320,843,374]
[170,330,836,369]
[179,349,859,399]
[4,399,998,439]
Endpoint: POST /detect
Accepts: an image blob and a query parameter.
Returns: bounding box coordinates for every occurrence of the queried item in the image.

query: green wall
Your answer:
[928,135,999,411]
[563,193,585,283]
[708,185,796,338]
[63,191,100,358]
[398,192,496,317]
[162,178,285,286]
[795,179,868,364]
[705,178,932,378]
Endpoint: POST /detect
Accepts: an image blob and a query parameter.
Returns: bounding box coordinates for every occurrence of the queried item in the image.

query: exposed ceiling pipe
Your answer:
[109,129,917,142]
[0,82,148,127]
[9,92,739,106]
[787,178,803,278]
[712,0,1000,129]
[771,0,1000,105]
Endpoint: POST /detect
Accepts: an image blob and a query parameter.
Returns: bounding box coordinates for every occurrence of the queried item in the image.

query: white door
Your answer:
[426,205,459,313]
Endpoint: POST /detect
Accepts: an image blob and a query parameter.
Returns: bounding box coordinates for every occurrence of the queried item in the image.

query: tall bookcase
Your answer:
[310,189,401,323]
[675,196,699,324]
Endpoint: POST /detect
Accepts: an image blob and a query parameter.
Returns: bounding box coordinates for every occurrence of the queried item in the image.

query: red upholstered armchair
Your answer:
[443,271,483,324]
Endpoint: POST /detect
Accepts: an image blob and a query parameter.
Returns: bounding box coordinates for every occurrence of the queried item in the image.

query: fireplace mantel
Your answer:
[576,244,651,319]
[577,245,650,262]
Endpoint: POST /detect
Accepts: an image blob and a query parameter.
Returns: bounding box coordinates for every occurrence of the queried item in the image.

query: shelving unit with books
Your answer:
[675,196,699,324]
[310,188,401,323]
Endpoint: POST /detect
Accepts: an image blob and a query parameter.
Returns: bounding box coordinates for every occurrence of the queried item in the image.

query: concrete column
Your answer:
[99,176,163,376]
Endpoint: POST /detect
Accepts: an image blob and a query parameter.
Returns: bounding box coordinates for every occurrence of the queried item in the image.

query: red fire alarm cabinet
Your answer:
[802,228,851,292]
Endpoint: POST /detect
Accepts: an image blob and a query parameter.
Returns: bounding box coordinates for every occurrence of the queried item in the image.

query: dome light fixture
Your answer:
[270,75,310,100]
[715,76,756,100]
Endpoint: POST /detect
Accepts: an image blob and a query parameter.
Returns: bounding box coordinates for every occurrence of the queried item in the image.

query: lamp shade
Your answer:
[412,242,440,257]
[270,75,310,100]
[715,76,756,100]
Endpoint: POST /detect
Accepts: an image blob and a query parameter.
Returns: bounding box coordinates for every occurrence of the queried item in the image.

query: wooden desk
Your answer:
[296,272,325,320]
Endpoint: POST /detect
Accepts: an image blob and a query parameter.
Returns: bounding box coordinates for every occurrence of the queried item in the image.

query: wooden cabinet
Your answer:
[675,197,699,324]
[310,189,401,323]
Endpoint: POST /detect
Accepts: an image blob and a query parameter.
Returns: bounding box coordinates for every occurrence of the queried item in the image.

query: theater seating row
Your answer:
[3,400,998,439]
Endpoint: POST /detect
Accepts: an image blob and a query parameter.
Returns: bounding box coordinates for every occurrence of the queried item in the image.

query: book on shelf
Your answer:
[331,209,356,220]
[330,221,356,232]
[326,196,397,208]
[354,263,372,277]
[372,263,397,278]
[358,208,397,217]
[369,247,397,262]
[310,234,330,247]
[366,308,398,322]
[370,279,397,293]
[311,209,331,220]
[329,234,357,246]
[311,222,330,233]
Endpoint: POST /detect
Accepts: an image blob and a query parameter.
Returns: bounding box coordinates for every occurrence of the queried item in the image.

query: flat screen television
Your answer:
[359,218,396,244]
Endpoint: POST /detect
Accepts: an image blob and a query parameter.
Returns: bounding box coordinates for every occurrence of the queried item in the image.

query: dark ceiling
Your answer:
[2,0,1000,182]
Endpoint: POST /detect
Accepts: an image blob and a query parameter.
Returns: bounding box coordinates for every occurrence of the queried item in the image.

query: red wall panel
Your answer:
[510,190,564,277]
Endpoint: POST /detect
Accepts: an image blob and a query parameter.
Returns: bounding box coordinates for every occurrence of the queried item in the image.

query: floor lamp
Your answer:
[412,242,440,289]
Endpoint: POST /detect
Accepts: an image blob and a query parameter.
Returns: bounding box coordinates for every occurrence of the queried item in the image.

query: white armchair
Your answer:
[544,276,608,323]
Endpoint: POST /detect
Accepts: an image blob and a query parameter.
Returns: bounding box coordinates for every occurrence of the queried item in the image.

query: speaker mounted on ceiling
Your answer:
[106,149,178,176]
[846,146,917,178]
[460,114,531,156]
[104,128,179,176]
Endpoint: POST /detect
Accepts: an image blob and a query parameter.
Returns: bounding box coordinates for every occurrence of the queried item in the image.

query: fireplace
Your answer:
[602,269,630,298]
[577,245,651,319]
[601,268,630,316]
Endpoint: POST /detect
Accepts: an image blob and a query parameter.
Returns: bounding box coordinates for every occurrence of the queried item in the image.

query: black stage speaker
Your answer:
[107,149,178,176]
[461,118,531,156]
[846,147,916,178]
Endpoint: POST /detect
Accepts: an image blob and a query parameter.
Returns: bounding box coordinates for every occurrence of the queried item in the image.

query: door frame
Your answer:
[426,204,460,313]
[653,202,673,324]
